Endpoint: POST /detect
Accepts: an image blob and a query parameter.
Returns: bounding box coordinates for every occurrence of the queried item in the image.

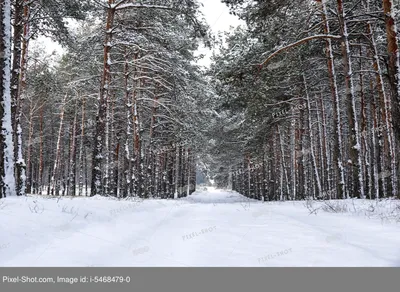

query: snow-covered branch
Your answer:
[260,35,342,67]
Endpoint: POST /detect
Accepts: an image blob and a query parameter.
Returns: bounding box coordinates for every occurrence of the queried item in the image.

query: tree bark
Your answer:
[316,0,345,199]
[0,0,16,198]
[91,0,116,197]
[337,0,364,198]
[383,0,400,143]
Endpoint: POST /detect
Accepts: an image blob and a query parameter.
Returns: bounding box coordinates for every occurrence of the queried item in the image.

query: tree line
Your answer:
[209,0,400,200]
[1,0,212,199]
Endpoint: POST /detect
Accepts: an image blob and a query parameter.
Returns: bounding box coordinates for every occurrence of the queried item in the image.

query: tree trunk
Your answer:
[11,0,25,196]
[0,0,16,198]
[50,95,66,196]
[91,0,116,197]
[316,0,345,199]
[337,0,364,199]
[78,97,85,196]
[382,0,400,143]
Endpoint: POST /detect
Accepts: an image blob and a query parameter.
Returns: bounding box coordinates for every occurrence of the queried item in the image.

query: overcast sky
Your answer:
[196,0,242,67]
[36,0,242,68]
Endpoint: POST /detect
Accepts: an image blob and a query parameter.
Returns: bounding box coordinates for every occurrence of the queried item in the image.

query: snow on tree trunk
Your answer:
[277,126,290,198]
[0,0,16,197]
[316,0,346,199]
[303,73,322,197]
[337,0,365,199]
[371,96,380,199]
[78,97,85,196]
[290,118,296,200]
[91,0,116,197]
[50,95,66,196]
[11,0,26,197]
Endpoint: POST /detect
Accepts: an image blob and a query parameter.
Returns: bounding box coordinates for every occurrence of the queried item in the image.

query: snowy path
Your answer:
[1,188,400,266]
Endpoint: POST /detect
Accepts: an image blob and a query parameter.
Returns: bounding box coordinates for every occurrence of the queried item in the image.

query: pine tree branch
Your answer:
[260,34,342,68]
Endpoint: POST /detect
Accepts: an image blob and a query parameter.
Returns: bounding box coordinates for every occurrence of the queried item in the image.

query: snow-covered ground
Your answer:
[1,188,400,267]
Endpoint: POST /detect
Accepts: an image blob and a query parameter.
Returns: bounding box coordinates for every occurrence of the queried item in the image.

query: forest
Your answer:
[1,0,400,201]
[209,0,400,200]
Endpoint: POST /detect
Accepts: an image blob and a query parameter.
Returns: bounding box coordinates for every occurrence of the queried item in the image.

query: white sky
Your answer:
[35,0,242,68]
[196,0,243,67]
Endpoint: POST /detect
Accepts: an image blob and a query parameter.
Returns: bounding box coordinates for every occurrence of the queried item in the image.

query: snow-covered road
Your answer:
[1,188,400,266]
